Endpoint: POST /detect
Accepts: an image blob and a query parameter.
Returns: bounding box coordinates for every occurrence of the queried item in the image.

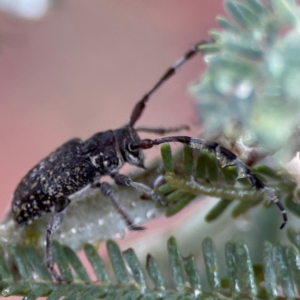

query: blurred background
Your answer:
[0,0,223,218]
[0,1,225,296]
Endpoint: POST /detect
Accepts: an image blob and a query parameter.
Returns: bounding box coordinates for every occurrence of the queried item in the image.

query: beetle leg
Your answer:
[100,182,145,231]
[46,200,70,282]
[113,173,165,205]
[135,124,189,135]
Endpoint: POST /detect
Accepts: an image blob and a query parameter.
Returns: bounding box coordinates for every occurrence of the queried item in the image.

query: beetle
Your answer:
[11,40,287,281]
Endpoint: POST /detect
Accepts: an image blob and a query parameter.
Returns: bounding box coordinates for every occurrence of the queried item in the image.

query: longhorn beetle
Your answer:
[12,40,287,282]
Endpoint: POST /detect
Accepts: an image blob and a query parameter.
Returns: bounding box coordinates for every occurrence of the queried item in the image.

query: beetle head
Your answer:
[114,126,145,169]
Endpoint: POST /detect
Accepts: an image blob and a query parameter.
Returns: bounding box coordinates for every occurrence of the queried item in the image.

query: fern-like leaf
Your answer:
[157,143,297,225]
[1,238,300,299]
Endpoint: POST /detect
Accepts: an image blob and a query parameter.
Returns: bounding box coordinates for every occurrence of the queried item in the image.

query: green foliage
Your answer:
[191,0,300,151]
[2,0,300,299]
[1,238,300,299]
[158,143,297,224]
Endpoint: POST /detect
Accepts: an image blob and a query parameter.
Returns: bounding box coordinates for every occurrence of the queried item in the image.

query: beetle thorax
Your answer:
[89,152,123,175]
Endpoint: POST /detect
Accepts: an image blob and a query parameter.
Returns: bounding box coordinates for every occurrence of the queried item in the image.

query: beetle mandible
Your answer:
[11,40,287,281]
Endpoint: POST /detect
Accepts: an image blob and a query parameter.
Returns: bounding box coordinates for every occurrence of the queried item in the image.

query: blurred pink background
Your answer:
[0,0,224,296]
[0,1,224,219]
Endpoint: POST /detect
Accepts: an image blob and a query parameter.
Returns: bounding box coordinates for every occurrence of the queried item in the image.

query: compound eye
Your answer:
[126,140,139,154]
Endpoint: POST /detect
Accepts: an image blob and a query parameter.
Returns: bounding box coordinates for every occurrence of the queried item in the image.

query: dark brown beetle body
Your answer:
[11,40,287,282]
[12,126,144,226]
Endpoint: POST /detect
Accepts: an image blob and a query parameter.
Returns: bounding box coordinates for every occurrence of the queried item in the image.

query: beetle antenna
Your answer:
[132,136,287,230]
[128,40,213,127]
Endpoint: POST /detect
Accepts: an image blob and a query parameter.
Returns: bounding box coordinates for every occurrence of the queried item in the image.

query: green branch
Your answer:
[1,238,300,299]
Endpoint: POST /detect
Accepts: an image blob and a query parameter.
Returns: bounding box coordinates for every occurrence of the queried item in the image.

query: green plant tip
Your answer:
[160,144,174,173]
